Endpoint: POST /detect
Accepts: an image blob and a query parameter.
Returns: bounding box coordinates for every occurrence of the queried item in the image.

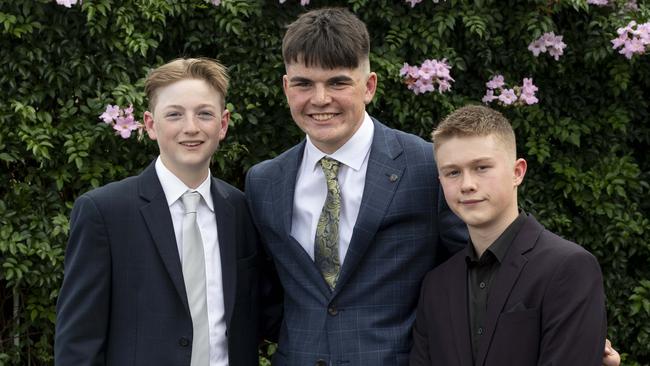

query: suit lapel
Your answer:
[475,215,542,366]
[447,255,474,366]
[276,143,332,297]
[334,120,404,295]
[211,179,237,328]
[138,162,189,312]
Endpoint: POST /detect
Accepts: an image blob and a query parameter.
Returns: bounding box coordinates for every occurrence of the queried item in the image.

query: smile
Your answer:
[309,113,338,121]
[180,141,203,147]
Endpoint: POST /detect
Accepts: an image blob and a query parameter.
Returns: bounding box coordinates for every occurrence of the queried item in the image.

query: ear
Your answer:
[282,74,289,96]
[218,108,230,141]
[364,72,378,104]
[143,111,157,141]
[513,158,527,187]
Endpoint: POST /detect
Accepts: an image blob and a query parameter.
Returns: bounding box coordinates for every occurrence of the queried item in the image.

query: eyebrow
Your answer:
[439,157,495,170]
[288,75,354,84]
[164,104,218,110]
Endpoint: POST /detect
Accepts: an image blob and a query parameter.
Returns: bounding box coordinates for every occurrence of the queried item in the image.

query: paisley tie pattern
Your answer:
[315,157,342,290]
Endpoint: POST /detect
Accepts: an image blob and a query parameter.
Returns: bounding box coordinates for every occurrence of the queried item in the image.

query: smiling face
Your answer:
[436,134,526,233]
[144,78,229,186]
[283,61,377,154]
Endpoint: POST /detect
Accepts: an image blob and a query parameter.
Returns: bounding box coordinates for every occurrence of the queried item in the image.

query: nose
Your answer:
[460,172,476,193]
[183,114,200,134]
[311,84,331,106]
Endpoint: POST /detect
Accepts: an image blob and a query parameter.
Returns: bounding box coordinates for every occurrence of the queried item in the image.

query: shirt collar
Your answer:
[154,157,214,212]
[304,112,374,172]
[465,211,528,264]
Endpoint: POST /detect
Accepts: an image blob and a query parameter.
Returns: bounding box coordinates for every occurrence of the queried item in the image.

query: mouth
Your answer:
[179,141,203,147]
[308,113,339,121]
[460,199,485,205]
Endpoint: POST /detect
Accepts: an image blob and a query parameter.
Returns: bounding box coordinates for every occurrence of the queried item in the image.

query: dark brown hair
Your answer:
[282,7,370,69]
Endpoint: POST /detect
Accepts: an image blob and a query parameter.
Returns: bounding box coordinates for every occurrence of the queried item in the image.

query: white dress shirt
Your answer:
[155,157,228,366]
[291,112,374,264]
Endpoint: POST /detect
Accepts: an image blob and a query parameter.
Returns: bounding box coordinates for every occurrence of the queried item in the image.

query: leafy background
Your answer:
[0,0,648,364]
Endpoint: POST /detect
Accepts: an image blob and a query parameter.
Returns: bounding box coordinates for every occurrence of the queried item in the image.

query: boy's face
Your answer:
[144,78,229,179]
[283,61,377,154]
[436,134,526,231]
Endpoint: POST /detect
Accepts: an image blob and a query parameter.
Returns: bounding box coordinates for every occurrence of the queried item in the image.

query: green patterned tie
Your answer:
[315,157,342,290]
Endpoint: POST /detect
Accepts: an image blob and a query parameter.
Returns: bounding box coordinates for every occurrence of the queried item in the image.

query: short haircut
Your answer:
[432,105,517,155]
[144,57,229,111]
[282,7,370,69]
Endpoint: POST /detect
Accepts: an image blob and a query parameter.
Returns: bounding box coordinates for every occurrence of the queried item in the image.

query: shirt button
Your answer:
[477,327,484,335]
[315,359,327,366]
[178,337,190,347]
[328,306,338,316]
[479,281,486,289]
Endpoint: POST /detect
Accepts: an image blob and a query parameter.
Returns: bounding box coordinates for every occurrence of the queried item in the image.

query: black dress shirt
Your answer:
[465,212,527,364]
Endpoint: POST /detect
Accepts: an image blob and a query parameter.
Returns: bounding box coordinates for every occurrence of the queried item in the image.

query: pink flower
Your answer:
[414,78,435,94]
[99,104,120,124]
[399,63,420,79]
[400,58,453,95]
[301,0,310,5]
[521,78,538,94]
[611,21,650,59]
[587,0,609,5]
[486,75,505,90]
[405,0,423,7]
[529,32,566,60]
[210,0,220,5]
[498,89,517,105]
[482,90,496,104]
[55,0,81,7]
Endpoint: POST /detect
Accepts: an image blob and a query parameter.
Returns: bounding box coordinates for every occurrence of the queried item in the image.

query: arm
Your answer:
[537,250,606,366]
[409,280,432,366]
[55,195,110,366]
[245,168,284,343]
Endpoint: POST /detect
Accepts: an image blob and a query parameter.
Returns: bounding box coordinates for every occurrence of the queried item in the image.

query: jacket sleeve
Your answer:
[409,277,432,366]
[537,250,607,366]
[55,194,110,366]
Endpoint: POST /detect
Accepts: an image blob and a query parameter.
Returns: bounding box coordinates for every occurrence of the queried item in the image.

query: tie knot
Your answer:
[319,157,340,180]
[181,191,201,214]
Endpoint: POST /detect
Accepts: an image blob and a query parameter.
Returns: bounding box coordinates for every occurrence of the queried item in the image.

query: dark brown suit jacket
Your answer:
[410,214,606,366]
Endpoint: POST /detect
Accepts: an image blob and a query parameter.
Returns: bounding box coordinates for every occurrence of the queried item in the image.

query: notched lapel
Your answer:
[138,164,189,313]
[335,121,404,294]
[475,215,543,366]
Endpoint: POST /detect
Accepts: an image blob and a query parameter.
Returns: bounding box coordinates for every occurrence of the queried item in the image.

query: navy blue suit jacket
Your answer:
[410,214,607,366]
[55,161,270,366]
[246,118,466,366]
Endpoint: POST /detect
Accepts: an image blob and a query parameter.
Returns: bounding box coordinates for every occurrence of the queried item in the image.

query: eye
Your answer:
[166,111,181,119]
[444,170,460,178]
[198,111,215,119]
[476,165,491,172]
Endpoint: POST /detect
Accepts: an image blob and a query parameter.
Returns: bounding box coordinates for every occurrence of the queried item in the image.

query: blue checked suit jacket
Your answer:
[246,118,466,366]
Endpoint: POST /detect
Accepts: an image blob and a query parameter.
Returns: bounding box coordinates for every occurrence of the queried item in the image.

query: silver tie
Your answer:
[181,191,210,366]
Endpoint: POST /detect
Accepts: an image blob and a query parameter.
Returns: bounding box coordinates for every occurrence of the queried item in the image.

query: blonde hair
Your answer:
[432,105,516,155]
[144,57,229,110]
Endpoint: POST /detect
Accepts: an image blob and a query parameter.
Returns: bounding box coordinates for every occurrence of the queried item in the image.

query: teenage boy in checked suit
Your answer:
[55,58,278,366]
[410,105,608,366]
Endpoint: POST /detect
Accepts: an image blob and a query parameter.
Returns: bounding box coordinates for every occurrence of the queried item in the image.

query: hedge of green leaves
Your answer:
[1,0,648,364]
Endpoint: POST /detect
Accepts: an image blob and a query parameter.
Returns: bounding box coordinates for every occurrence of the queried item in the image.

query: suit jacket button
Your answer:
[327,306,338,316]
[179,337,190,347]
[315,359,327,366]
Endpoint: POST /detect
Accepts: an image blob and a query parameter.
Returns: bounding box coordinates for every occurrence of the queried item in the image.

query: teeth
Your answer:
[182,142,201,147]
[311,113,336,121]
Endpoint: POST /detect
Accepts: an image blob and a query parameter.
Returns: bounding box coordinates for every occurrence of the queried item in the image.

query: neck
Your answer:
[468,208,519,258]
